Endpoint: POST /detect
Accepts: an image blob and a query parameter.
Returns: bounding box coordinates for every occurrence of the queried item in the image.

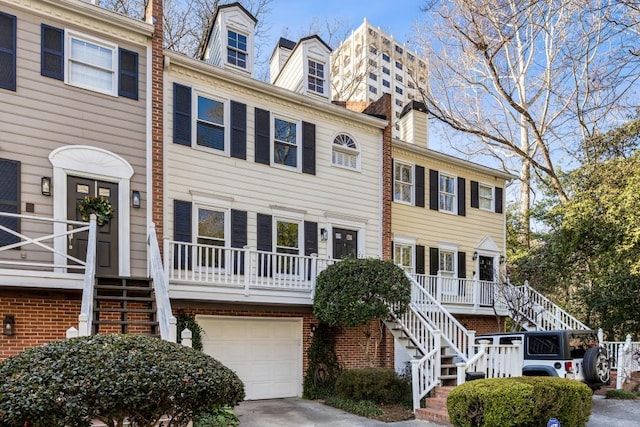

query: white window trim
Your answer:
[394,161,414,205]
[225,27,249,71]
[64,29,117,96]
[478,182,495,212]
[331,133,360,171]
[394,236,416,274]
[192,90,230,155]
[439,172,457,214]
[271,114,302,172]
[306,56,328,98]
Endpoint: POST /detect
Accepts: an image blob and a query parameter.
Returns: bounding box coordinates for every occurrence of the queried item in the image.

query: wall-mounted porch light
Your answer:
[499,255,506,264]
[472,251,478,261]
[41,177,51,196]
[131,190,141,208]
[320,228,329,241]
[3,314,15,336]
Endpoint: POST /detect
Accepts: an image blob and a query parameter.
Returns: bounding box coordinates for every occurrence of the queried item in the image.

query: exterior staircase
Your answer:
[415,386,454,426]
[92,276,159,336]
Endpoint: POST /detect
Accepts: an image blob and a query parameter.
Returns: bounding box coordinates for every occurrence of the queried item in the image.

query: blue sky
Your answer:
[263,0,427,49]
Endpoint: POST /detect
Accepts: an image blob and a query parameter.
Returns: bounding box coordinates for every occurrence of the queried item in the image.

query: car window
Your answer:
[528,335,560,355]
[569,333,597,358]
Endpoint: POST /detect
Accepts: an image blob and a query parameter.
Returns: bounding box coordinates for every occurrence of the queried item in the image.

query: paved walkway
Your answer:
[235,396,640,427]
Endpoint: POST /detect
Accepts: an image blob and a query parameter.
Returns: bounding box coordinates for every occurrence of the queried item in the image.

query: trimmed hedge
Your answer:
[0,334,245,427]
[335,368,412,405]
[447,377,592,427]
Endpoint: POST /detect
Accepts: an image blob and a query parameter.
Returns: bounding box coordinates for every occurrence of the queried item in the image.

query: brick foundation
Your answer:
[455,314,505,334]
[0,289,81,360]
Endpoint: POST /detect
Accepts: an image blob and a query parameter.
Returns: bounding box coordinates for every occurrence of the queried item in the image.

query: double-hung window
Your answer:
[227,30,247,69]
[0,12,17,91]
[196,207,227,270]
[479,183,494,211]
[66,31,117,95]
[196,94,225,151]
[332,134,359,169]
[394,243,414,273]
[394,162,413,204]
[273,117,298,168]
[308,59,325,95]
[439,173,456,213]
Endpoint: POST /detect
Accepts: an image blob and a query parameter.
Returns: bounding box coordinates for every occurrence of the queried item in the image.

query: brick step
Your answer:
[94,295,154,302]
[425,396,448,411]
[415,407,452,426]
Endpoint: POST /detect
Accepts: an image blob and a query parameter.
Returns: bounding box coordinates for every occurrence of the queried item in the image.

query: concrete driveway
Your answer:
[235,396,640,427]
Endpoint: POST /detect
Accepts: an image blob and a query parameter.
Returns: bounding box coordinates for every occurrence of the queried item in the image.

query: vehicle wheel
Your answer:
[583,346,610,384]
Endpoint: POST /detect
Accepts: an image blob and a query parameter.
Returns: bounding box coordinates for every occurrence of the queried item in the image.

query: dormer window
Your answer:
[227,29,247,69]
[308,59,325,95]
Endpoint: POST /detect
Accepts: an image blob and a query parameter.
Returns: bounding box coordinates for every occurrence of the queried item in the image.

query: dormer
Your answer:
[271,35,332,102]
[198,2,257,76]
[398,101,429,147]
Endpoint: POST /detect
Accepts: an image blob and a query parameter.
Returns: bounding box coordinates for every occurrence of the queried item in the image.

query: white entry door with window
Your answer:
[198,316,302,400]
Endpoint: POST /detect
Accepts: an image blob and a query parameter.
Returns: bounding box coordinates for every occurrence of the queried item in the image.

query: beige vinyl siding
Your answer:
[0,1,150,275]
[165,61,384,259]
[392,147,507,275]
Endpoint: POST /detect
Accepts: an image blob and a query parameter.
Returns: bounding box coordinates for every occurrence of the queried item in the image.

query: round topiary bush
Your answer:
[0,334,245,427]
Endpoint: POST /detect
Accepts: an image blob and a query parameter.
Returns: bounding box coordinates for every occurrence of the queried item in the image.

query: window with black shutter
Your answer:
[457,177,466,216]
[41,24,64,80]
[231,209,247,274]
[0,12,17,91]
[495,187,504,214]
[255,108,270,165]
[416,245,425,275]
[0,159,20,246]
[173,83,192,146]
[429,247,439,275]
[256,213,273,277]
[470,181,479,208]
[173,200,192,269]
[429,169,438,211]
[415,165,425,207]
[230,101,247,159]
[118,48,138,100]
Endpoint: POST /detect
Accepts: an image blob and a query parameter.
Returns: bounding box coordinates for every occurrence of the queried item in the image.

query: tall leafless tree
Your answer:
[414,0,640,239]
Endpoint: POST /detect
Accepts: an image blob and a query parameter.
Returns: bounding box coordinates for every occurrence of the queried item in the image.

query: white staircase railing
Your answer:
[507,281,589,331]
[78,215,97,336]
[388,302,441,411]
[457,339,524,383]
[408,273,475,361]
[149,223,177,342]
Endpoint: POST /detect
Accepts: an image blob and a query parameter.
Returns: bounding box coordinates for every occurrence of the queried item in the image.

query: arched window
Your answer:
[332,134,359,169]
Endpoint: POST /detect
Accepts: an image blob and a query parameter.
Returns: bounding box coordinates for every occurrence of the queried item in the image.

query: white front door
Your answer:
[198,316,302,400]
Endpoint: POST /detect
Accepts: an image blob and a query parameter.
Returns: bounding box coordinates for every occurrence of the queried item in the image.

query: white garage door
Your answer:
[198,316,302,400]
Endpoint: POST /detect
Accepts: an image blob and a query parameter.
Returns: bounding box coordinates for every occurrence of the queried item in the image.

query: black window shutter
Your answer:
[40,24,63,81]
[429,247,439,275]
[230,101,247,159]
[471,181,479,208]
[255,108,270,165]
[457,251,466,278]
[173,200,192,269]
[0,13,17,91]
[256,213,272,251]
[118,48,138,100]
[415,165,425,207]
[231,209,247,274]
[391,158,395,199]
[0,159,20,245]
[173,83,192,146]
[495,187,504,214]
[457,177,466,216]
[302,121,316,175]
[391,240,394,260]
[304,221,318,256]
[230,209,247,248]
[416,245,425,275]
[429,169,438,211]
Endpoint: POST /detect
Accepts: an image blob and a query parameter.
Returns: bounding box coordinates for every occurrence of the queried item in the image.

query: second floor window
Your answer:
[439,173,456,213]
[332,134,359,169]
[67,32,117,95]
[394,162,413,203]
[479,183,494,210]
[274,117,298,168]
[197,95,225,151]
[308,60,325,94]
[227,30,247,69]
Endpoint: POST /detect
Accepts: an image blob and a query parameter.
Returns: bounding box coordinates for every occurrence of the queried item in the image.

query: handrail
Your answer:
[412,273,497,307]
[78,215,97,336]
[149,223,176,341]
[457,340,523,384]
[408,273,475,362]
[513,281,589,331]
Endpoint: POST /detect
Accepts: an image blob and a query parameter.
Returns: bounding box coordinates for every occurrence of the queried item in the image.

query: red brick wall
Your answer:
[171,302,394,376]
[456,314,505,335]
[0,289,81,360]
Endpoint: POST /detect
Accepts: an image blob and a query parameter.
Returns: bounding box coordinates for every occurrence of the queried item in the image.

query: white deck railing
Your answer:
[149,224,177,342]
[0,212,92,271]
[164,240,336,295]
[457,339,524,384]
[511,281,589,331]
[615,335,640,389]
[413,273,497,307]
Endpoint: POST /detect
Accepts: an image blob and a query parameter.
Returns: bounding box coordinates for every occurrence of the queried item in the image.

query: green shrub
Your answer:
[303,323,342,399]
[447,377,592,427]
[335,368,412,405]
[605,389,638,399]
[0,334,244,427]
[324,396,383,418]
[193,406,239,427]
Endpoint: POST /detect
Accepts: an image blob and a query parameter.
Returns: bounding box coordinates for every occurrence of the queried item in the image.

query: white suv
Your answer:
[475,329,610,390]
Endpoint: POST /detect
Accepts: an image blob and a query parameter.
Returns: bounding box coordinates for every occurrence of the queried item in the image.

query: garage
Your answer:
[198,316,303,400]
